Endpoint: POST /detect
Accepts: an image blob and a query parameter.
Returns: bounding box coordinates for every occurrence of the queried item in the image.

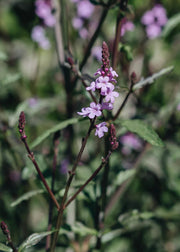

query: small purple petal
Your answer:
[95,122,108,138]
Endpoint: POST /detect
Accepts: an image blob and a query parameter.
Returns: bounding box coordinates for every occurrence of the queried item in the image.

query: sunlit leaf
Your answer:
[133,66,174,91]
[10,189,44,207]
[121,119,164,147]
[18,231,55,252]
[0,243,13,252]
[162,13,180,37]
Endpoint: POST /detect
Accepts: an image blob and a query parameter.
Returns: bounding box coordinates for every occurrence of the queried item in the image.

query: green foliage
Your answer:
[121,119,164,147]
[18,231,55,252]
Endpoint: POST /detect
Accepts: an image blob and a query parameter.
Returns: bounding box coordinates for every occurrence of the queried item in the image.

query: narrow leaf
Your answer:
[10,189,44,207]
[162,13,180,37]
[71,222,98,236]
[121,119,164,147]
[0,243,13,252]
[133,66,174,91]
[18,231,55,251]
[30,117,86,148]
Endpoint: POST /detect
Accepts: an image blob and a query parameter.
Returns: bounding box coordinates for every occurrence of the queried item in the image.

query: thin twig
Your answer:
[0,221,18,252]
[65,151,112,209]
[22,138,60,210]
[46,132,60,251]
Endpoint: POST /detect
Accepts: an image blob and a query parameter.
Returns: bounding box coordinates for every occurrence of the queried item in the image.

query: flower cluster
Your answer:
[121,18,135,37]
[71,0,95,39]
[78,42,119,138]
[141,4,168,39]
[31,0,56,49]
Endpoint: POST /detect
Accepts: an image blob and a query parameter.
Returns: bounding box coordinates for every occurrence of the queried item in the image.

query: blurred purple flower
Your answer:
[35,0,55,27]
[141,4,168,39]
[31,25,51,49]
[79,28,88,39]
[60,159,69,175]
[28,98,38,108]
[121,19,135,36]
[120,133,143,155]
[91,46,102,61]
[177,103,180,111]
[77,0,94,19]
[95,122,108,138]
[72,17,83,29]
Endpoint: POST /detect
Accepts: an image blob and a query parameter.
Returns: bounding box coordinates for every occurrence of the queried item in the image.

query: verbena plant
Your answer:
[0,0,180,251]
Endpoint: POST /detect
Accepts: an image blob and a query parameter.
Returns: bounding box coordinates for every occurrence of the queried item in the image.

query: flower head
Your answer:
[77,102,102,119]
[95,122,108,138]
[141,4,168,39]
[31,25,51,49]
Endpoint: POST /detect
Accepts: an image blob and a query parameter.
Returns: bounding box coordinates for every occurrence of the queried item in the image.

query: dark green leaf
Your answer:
[121,119,164,147]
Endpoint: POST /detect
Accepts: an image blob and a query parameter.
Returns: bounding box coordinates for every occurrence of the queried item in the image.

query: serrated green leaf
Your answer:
[18,230,55,252]
[115,169,135,186]
[121,119,164,147]
[162,13,180,37]
[30,117,86,148]
[133,66,174,91]
[0,243,13,252]
[10,189,44,207]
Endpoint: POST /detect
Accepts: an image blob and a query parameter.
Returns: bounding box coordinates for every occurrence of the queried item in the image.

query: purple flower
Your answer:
[35,0,55,27]
[91,46,102,62]
[77,102,102,119]
[95,122,108,138]
[79,28,88,39]
[31,25,51,49]
[86,81,96,92]
[28,98,39,108]
[72,17,83,29]
[96,76,114,96]
[101,102,113,110]
[120,133,143,155]
[141,4,168,39]
[121,19,135,36]
[146,23,162,39]
[104,88,119,104]
[60,159,69,175]
[77,0,94,19]
[177,103,180,111]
